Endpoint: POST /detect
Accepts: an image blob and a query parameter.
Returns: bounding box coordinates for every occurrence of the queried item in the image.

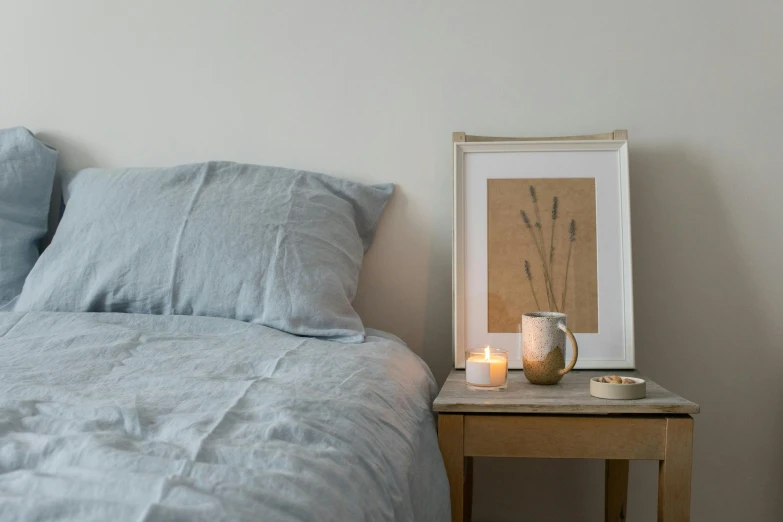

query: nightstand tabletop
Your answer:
[433,370,699,415]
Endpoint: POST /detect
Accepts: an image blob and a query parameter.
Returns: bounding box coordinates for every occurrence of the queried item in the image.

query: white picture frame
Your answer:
[453,139,634,369]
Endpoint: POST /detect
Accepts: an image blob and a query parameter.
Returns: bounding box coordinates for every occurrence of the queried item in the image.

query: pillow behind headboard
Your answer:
[15,162,392,342]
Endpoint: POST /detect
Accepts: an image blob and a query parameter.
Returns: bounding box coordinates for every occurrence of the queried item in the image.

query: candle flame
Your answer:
[484,346,491,361]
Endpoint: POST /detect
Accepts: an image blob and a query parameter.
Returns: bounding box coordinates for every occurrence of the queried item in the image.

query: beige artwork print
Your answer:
[487,178,598,333]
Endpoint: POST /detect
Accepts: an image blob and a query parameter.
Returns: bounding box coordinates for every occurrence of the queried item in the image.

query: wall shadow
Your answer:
[627,143,782,520]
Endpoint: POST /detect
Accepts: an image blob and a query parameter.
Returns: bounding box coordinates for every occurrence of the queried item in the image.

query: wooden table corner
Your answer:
[434,369,699,522]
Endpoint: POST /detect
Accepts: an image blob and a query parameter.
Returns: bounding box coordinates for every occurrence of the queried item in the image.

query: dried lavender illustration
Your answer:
[520,186,576,313]
[560,219,576,312]
[520,209,555,310]
[548,196,558,281]
[528,186,553,308]
[524,260,541,311]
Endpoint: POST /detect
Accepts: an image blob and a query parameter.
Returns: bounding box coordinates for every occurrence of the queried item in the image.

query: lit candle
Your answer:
[466,346,508,388]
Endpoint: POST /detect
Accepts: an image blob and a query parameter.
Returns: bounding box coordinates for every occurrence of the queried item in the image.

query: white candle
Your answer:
[466,347,508,387]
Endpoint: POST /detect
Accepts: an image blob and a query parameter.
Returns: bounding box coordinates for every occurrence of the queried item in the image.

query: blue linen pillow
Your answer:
[0,127,58,307]
[15,162,392,342]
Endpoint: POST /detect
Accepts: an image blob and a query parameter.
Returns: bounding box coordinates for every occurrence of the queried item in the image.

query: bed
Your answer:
[0,129,450,521]
[0,312,448,521]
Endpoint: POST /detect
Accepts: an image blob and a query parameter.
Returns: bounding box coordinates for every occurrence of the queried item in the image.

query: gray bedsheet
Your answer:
[0,312,449,521]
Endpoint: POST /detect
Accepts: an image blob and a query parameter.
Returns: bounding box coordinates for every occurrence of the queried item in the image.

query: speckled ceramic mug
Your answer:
[522,312,579,385]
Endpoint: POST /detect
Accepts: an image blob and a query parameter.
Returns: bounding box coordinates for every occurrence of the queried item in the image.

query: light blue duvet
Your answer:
[0,312,449,521]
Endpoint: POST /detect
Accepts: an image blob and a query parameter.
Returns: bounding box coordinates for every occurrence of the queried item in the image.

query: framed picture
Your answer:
[453,135,634,369]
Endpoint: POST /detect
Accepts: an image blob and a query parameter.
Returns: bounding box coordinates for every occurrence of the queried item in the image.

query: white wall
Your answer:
[2,1,782,520]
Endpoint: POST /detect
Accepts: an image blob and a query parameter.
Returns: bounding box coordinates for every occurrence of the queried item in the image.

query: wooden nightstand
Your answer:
[433,370,699,522]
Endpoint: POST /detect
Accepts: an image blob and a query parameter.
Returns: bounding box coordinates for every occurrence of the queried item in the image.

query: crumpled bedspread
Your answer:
[0,311,449,521]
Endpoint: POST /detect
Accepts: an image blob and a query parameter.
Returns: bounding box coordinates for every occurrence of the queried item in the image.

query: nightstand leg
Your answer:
[605,459,629,521]
[465,456,473,521]
[658,416,694,521]
[438,414,469,522]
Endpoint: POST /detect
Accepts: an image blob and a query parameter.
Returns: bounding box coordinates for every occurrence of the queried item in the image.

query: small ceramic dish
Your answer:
[590,376,646,400]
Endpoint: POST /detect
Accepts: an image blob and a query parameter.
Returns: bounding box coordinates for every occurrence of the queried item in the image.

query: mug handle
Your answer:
[557,323,579,376]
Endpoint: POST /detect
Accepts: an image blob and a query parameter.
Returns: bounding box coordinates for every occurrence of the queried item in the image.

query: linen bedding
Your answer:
[0,311,449,521]
[15,162,393,343]
[0,127,57,307]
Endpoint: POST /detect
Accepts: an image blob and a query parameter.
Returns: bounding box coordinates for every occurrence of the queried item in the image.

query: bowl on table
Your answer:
[590,376,646,400]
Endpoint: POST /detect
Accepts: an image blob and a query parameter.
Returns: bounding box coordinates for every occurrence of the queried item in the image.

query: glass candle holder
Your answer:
[465,346,508,391]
